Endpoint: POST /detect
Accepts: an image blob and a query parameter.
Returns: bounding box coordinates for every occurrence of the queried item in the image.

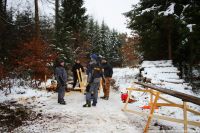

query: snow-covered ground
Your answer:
[0,68,142,133]
[141,60,194,94]
[0,62,200,132]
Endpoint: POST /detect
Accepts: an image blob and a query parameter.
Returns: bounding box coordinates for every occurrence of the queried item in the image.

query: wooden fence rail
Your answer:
[122,82,200,133]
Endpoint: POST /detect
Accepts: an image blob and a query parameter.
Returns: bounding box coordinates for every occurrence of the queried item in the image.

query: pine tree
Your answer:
[87,17,95,49]
[99,21,110,57]
[108,29,121,65]
[85,17,125,66]
[92,21,101,54]
[56,0,88,64]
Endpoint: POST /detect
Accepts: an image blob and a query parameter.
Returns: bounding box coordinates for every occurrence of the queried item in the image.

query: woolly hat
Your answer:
[90,54,98,60]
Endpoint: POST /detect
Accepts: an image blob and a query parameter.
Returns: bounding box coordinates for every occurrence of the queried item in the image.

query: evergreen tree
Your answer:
[183,1,200,65]
[99,21,110,57]
[125,0,199,65]
[92,21,101,54]
[108,29,121,65]
[85,17,124,66]
[87,17,95,50]
[56,0,88,64]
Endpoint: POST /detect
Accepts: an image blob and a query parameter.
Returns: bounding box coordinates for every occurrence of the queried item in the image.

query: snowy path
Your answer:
[11,68,143,133]
[13,90,141,133]
[1,67,200,132]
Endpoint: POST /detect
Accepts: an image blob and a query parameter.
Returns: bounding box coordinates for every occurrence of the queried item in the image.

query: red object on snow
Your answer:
[141,105,159,109]
[121,93,136,103]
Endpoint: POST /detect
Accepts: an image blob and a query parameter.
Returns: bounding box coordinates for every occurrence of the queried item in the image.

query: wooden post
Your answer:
[149,89,153,106]
[77,69,81,87]
[183,101,188,133]
[80,68,85,93]
[79,68,83,82]
[79,69,83,88]
[144,91,160,133]
[77,69,85,93]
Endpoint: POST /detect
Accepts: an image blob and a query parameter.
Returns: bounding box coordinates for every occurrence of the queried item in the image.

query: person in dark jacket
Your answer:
[83,54,102,107]
[100,58,113,100]
[55,59,67,105]
[71,59,84,89]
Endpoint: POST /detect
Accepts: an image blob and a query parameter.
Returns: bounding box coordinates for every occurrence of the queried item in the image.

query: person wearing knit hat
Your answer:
[90,54,98,60]
[83,54,103,107]
[100,58,113,100]
[55,59,67,105]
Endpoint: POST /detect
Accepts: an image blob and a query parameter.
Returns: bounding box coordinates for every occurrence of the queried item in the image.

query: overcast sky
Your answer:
[7,0,139,34]
[84,0,139,34]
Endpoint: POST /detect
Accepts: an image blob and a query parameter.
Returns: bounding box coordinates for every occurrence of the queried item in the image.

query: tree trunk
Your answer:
[167,16,172,60]
[3,0,6,13]
[168,29,172,60]
[55,0,59,33]
[34,0,40,38]
[0,0,4,15]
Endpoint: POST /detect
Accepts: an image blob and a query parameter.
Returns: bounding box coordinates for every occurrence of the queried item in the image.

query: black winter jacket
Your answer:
[72,63,84,76]
[101,63,113,78]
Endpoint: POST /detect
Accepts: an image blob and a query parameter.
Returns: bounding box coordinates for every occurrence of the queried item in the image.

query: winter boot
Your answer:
[100,96,106,99]
[92,102,97,107]
[83,100,91,107]
[103,97,109,100]
[59,101,66,105]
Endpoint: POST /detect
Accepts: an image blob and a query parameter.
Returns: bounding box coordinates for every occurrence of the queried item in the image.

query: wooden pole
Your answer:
[183,101,188,133]
[144,92,160,133]
[154,94,200,116]
[77,69,81,88]
[135,82,200,106]
[124,109,200,127]
[122,86,200,131]
[149,90,153,106]
[79,68,83,82]
[79,68,84,93]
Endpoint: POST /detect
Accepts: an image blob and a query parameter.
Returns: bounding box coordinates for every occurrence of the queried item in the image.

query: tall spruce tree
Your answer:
[108,29,122,65]
[99,21,110,57]
[92,21,101,54]
[85,17,124,66]
[56,0,88,64]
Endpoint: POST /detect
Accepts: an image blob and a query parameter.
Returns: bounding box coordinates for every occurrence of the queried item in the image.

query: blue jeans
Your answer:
[86,82,100,104]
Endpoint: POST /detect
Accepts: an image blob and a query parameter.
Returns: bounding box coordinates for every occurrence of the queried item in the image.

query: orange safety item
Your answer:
[141,105,159,109]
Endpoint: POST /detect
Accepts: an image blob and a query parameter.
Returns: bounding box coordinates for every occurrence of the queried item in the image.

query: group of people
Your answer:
[54,54,113,107]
